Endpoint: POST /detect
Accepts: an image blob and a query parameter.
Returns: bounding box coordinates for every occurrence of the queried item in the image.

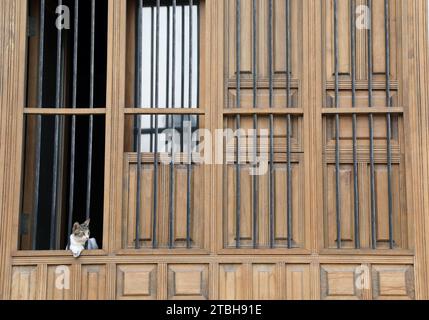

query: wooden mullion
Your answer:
[124,108,205,115]
[223,108,304,116]
[322,107,403,115]
[24,108,107,115]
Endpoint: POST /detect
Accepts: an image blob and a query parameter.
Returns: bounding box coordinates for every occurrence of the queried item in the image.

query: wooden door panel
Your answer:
[116,264,157,300]
[321,265,363,300]
[46,265,73,300]
[167,264,209,300]
[122,153,204,249]
[80,265,106,300]
[219,264,247,300]
[372,265,414,300]
[10,266,38,300]
[324,0,399,82]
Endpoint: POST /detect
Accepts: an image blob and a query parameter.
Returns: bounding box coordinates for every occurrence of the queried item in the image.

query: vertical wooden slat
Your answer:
[407,0,429,299]
[0,0,27,299]
[106,0,127,254]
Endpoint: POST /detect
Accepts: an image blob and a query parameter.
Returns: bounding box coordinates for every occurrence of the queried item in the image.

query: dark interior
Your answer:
[21,0,108,250]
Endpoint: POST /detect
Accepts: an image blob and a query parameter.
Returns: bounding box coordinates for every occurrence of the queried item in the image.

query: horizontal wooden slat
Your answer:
[124,108,205,115]
[10,255,415,266]
[325,80,399,90]
[24,108,107,115]
[223,108,304,115]
[227,79,300,89]
[322,107,403,115]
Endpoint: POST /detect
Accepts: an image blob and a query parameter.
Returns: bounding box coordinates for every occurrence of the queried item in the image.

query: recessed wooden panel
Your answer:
[224,158,304,248]
[219,264,246,300]
[226,0,302,80]
[168,265,209,300]
[10,266,38,300]
[372,265,414,300]
[46,265,72,300]
[228,89,299,109]
[321,265,362,300]
[325,165,356,248]
[123,154,204,249]
[325,114,401,145]
[224,115,303,153]
[252,264,279,300]
[324,0,398,81]
[81,265,106,300]
[285,264,311,300]
[372,0,386,74]
[117,265,157,300]
[326,91,399,110]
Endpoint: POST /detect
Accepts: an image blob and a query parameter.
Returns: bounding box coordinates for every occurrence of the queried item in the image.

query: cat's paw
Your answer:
[71,248,83,258]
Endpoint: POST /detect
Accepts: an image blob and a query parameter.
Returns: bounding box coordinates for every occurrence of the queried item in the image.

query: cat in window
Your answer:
[66,219,98,258]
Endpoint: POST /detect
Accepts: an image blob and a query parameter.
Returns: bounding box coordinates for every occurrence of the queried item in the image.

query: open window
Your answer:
[19,0,108,250]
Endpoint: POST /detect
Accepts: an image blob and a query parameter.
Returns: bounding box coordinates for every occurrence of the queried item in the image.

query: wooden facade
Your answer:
[1,0,429,300]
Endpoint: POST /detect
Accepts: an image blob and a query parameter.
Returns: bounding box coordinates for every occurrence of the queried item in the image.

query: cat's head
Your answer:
[72,219,90,242]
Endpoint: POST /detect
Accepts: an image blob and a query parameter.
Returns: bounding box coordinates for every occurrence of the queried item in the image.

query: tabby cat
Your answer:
[67,219,98,258]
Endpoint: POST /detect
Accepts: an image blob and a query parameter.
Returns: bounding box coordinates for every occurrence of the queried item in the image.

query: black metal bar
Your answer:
[286,0,292,249]
[85,0,95,220]
[334,0,341,249]
[169,0,177,249]
[152,0,161,248]
[368,0,377,249]
[150,7,155,152]
[32,0,46,250]
[235,0,241,249]
[68,0,79,240]
[385,0,394,249]
[135,0,143,249]
[252,0,258,249]
[351,0,360,249]
[268,0,275,248]
[180,4,185,151]
[50,0,63,250]
[166,5,171,111]
[186,0,193,249]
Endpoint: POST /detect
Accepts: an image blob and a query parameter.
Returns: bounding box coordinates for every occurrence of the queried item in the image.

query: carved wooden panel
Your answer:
[223,115,304,249]
[80,265,106,300]
[372,265,414,300]
[285,264,311,300]
[252,264,279,300]
[46,265,72,300]
[321,265,362,300]
[218,264,246,300]
[168,264,209,300]
[122,154,204,249]
[324,0,399,83]
[10,266,38,300]
[117,264,157,300]
[323,112,407,249]
[226,0,303,82]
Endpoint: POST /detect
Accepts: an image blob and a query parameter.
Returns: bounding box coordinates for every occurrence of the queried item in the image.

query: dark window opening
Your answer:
[19,0,108,250]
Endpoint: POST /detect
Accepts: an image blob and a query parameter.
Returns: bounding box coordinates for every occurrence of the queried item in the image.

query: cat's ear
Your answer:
[82,219,90,227]
[72,222,80,232]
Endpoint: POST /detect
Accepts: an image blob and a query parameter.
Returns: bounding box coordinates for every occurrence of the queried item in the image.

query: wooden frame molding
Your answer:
[0,0,28,299]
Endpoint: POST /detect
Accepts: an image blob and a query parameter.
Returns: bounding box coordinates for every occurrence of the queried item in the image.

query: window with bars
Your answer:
[20,0,108,250]
[223,0,303,249]
[122,0,202,249]
[18,0,408,253]
[323,0,407,250]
